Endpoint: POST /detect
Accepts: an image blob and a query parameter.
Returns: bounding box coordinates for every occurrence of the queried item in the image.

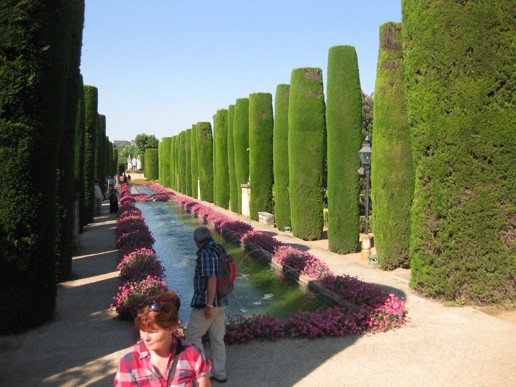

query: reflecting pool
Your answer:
[135,198,331,323]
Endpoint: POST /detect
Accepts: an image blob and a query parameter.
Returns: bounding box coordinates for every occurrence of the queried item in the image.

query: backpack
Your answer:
[205,245,236,297]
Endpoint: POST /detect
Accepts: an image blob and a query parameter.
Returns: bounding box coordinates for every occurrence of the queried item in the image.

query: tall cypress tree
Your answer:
[227,105,238,212]
[326,46,362,253]
[233,98,250,214]
[403,0,515,303]
[214,109,229,208]
[249,93,274,220]
[197,122,214,202]
[170,136,176,190]
[178,131,187,194]
[55,0,85,281]
[158,141,163,185]
[0,0,80,333]
[74,76,86,231]
[288,68,326,240]
[160,137,172,188]
[190,124,199,198]
[371,23,413,269]
[185,129,192,197]
[83,85,98,224]
[273,84,291,230]
[145,149,159,180]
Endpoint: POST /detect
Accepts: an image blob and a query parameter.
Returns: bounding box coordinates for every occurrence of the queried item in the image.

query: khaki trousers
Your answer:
[185,306,227,379]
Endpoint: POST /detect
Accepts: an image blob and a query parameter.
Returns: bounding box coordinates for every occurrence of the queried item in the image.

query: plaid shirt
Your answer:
[190,240,229,308]
[114,339,211,387]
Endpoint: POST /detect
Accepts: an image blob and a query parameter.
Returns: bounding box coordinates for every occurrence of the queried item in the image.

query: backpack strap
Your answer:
[167,339,185,387]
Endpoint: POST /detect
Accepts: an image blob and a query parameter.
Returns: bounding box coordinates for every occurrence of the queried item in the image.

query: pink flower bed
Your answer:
[119,183,408,338]
[117,247,164,281]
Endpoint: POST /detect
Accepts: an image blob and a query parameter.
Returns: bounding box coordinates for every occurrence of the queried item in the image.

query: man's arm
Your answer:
[204,275,217,319]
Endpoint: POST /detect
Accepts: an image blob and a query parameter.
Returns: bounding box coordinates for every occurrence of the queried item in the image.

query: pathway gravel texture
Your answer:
[1,195,515,386]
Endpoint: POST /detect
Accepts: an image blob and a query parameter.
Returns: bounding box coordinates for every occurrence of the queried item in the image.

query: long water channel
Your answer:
[132,188,331,323]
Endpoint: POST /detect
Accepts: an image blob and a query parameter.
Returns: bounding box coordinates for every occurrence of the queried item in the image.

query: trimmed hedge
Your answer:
[403,0,515,303]
[145,149,158,180]
[273,84,291,230]
[227,104,238,212]
[249,92,274,220]
[184,129,192,197]
[371,23,413,269]
[197,122,214,202]
[74,75,86,231]
[213,109,229,208]
[56,0,85,281]
[233,98,250,214]
[190,124,198,198]
[160,137,172,188]
[83,85,98,223]
[288,68,326,240]
[326,46,362,253]
[178,131,186,193]
[0,0,80,333]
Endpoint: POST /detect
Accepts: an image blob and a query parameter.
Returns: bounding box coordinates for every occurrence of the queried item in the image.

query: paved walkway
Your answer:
[1,195,515,386]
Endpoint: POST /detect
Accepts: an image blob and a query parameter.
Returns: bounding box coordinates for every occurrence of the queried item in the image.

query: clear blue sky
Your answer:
[81,0,401,142]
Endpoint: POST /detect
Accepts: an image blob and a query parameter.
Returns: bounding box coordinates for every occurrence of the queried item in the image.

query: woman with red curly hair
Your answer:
[114,291,211,386]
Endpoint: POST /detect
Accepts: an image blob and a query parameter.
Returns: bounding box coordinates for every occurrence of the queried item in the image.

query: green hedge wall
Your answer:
[158,142,163,184]
[55,0,85,281]
[170,136,177,189]
[96,114,106,183]
[227,104,238,212]
[190,124,198,198]
[273,84,291,230]
[178,131,186,193]
[233,98,250,214]
[371,23,413,269]
[326,46,362,253]
[160,137,172,188]
[0,0,79,333]
[249,92,274,220]
[74,76,86,232]
[197,122,214,202]
[288,68,326,240]
[145,149,158,180]
[83,85,98,224]
[214,109,229,208]
[403,0,515,303]
[185,129,192,197]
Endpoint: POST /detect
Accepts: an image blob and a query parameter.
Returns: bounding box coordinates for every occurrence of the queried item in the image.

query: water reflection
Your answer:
[135,199,330,323]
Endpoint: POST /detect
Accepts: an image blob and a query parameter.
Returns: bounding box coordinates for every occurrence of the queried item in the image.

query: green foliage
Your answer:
[170,136,176,189]
[249,93,274,220]
[83,85,98,223]
[233,98,250,214]
[197,122,214,202]
[288,68,326,240]
[0,0,81,333]
[184,129,192,196]
[273,85,291,230]
[160,137,172,188]
[326,46,362,253]
[227,105,238,212]
[96,114,106,181]
[134,133,159,157]
[213,109,229,208]
[371,23,413,269]
[74,76,86,231]
[362,92,374,139]
[403,0,515,304]
[178,131,187,194]
[190,125,198,198]
[145,149,158,180]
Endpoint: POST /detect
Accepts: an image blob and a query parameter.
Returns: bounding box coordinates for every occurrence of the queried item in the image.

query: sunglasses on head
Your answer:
[148,300,167,313]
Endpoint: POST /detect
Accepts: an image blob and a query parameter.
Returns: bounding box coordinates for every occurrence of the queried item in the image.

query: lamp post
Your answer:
[358,136,372,260]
